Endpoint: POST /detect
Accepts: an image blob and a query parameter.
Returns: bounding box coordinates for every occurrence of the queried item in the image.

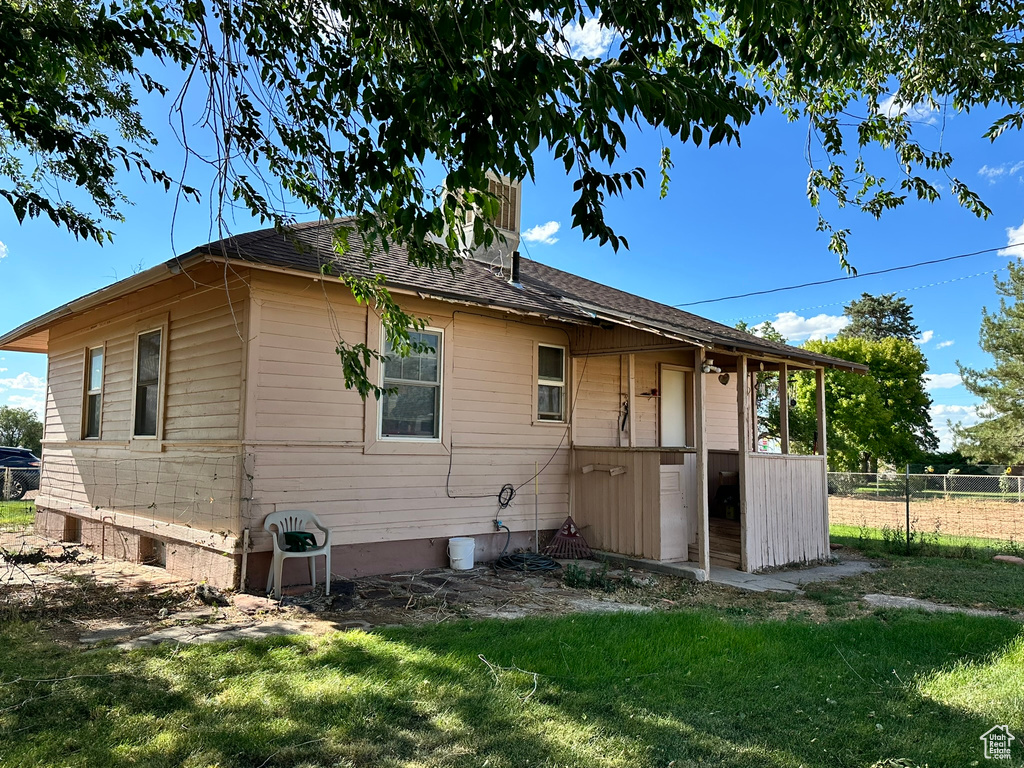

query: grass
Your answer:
[831,522,1024,558]
[816,525,1024,612]
[1,610,1023,768]
[0,499,35,529]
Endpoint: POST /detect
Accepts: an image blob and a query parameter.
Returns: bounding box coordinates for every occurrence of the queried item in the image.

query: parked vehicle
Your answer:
[0,447,41,501]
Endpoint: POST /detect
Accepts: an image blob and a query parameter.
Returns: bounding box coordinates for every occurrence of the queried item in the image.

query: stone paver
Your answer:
[117,619,313,650]
[862,593,1005,618]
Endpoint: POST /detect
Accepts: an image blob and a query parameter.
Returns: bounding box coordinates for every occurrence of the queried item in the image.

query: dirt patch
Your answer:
[1,530,881,649]
[831,496,1024,542]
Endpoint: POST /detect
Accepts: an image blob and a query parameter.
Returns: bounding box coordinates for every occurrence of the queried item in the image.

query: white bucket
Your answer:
[448,537,475,570]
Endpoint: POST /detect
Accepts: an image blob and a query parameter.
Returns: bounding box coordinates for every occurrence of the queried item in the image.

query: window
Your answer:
[84,346,104,439]
[134,329,162,437]
[380,330,441,439]
[537,345,566,421]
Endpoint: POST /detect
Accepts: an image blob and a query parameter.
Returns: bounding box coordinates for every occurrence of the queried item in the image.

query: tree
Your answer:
[737,320,787,447]
[3,0,1023,394]
[788,337,936,471]
[839,293,920,342]
[0,0,196,243]
[0,406,43,456]
[956,261,1024,463]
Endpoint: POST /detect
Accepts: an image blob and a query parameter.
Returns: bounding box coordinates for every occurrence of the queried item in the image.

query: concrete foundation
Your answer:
[242,529,550,593]
[35,507,553,594]
[35,507,239,589]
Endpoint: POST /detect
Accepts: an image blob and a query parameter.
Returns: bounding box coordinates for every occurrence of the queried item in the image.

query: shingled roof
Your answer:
[185,219,866,371]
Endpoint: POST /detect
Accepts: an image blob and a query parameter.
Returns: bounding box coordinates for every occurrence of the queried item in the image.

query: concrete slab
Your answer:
[862,593,1006,618]
[708,567,802,593]
[772,561,876,586]
[116,619,312,650]
[592,551,707,582]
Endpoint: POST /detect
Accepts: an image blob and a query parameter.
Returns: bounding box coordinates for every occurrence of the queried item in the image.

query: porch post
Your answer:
[816,367,829,551]
[737,355,750,572]
[569,355,577,520]
[778,362,789,454]
[694,348,710,575]
[815,367,827,457]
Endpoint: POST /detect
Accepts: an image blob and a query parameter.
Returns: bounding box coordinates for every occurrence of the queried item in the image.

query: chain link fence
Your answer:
[1,467,41,532]
[828,471,1024,548]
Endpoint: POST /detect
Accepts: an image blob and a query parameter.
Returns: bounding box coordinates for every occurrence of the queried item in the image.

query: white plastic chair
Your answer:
[264,510,333,600]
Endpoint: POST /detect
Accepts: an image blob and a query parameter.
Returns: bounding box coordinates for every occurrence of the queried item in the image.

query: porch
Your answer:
[568,339,831,576]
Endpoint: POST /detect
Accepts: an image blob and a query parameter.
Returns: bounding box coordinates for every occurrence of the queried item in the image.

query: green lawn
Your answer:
[1,610,1022,768]
[0,500,35,529]
[819,525,1024,612]
[831,522,1024,558]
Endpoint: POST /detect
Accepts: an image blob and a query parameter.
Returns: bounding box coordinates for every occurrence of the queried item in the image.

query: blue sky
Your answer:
[0,67,1022,452]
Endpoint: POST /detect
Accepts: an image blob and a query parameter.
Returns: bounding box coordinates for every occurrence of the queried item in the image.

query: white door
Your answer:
[658,461,696,560]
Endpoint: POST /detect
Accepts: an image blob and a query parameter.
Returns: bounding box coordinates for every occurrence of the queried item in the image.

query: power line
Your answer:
[728,264,1010,323]
[676,242,1022,308]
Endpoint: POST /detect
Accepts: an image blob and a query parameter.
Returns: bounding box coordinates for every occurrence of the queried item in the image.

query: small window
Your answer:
[134,329,162,437]
[380,330,441,439]
[84,346,104,438]
[537,345,566,421]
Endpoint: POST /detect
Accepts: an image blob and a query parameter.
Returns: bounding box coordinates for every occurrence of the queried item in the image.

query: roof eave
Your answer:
[0,254,205,352]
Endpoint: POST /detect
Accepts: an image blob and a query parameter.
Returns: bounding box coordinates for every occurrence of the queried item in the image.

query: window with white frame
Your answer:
[83,346,104,439]
[134,329,162,437]
[537,344,566,421]
[380,330,442,439]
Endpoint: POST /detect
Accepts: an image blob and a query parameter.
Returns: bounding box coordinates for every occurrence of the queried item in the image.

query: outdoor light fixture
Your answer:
[701,358,722,374]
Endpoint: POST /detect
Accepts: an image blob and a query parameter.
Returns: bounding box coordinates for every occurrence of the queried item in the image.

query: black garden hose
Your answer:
[493,524,561,573]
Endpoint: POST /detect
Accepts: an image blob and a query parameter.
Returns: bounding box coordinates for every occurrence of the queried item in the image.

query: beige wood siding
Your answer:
[572,355,622,447]
[38,263,249,536]
[245,274,573,549]
[743,453,829,569]
[705,373,739,450]
[571,447,663,558]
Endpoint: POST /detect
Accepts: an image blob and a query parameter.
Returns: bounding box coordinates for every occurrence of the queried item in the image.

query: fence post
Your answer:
[905,464,911,554]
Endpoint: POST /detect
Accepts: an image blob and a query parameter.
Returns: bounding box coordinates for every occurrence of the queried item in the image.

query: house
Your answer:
[0,188,865,589]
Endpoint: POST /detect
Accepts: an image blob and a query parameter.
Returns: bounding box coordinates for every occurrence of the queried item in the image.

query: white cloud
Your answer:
[930,403,984,452]
[915,330,934,345]
[931,403,979,418]
[522,220,561,246]
[559,15,615,59]
[978,161,1024,183]
[0,241,7,261]
[998,218,1024,259]
[0,372,45,417]
[935,340,954,349]
[0,372,45,394]
[6,394,44,416]
[878,94,937,124]
[764,311,849,341]
[924,373,962,391]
